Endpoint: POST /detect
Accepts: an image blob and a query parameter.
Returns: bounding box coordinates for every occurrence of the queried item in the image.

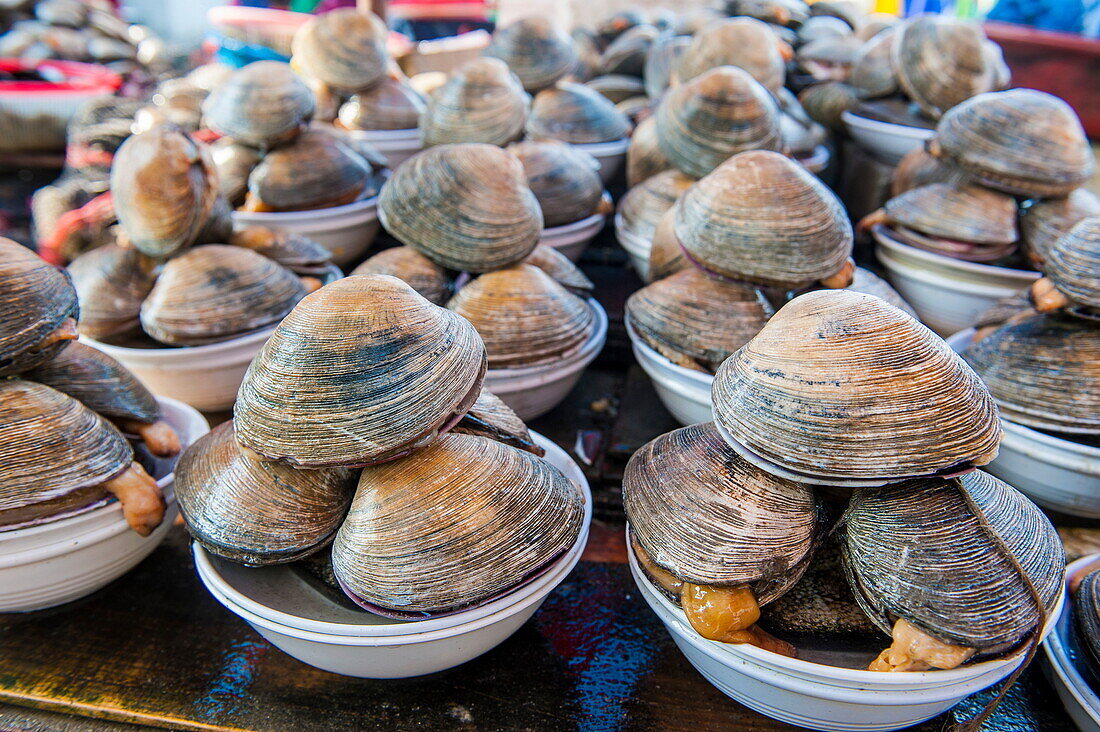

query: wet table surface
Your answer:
[2,227,1097,732]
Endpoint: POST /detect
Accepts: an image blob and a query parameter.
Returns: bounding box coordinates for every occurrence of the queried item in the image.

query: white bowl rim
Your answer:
[613,213,654,255]
[81,323,278,359]
[798,144,830,170]
[624,316,714,390]
[344,127,420,142]
[874,227,1040,281]
[541,192,612,237]
[487,298,608,379]
[231,190,381,224]
[1042,554,1100,723]
[841,110,935,140]
[573,137,630,156]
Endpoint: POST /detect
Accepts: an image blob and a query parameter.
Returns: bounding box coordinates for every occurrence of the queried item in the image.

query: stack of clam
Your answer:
[376,143,607,419]
[865,88,1095,335]
[176,273,590,677]
[68,124,339,411]
[0,237,208,612]
[625,286,1066,731]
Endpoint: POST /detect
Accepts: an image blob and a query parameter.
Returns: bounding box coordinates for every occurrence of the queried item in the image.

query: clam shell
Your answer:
[508,140,604,227]
[454,389,543,456]
[484,16,578,93]
[643,33,691,98]
[111,125,218,259]
[883,182,1017,246]
[522,244,594,297]
[656,66,782,179]
[1021,190,1100,268]
[0,380,131,527]
[203,61,315,149]
[625,115,672,187]
[963,312,1100,434]
[1043,216,1100,314]
[526,81,631,145]
[350,246,452,305]
[175,421,355,566]
[66,244,156,342]
[229,227,334,277]
[617,169,694,242]
[378,143,542,273]
[893,16,999,120]
[599,24,658,77]
[647,205,690,283]
[849,27,897,98]
[890,146,969,197]
[844,267,916,317]
[1074,570,1100,678]
[209,138,261,207]
[711,290,1002,484]
[584,75,645,104]
[797,81,861,134]
[842,470,1063,654]
[26,342,159,424]
[1,239,79,377]
[420,57,529,147]
[676,18,784,94]
[623,422,819,601]
[291,9,388,93]
[140,245,307,346]
[246,127,372,212]
[675,150,853,288]
[627,267,773,372]
[931,89,1095,198]
[447,265,595,369]
[797,35,861,81]
[337,75,427,131]
[331,432,584,617]
[234,275,487,468]
[799,14,852,43]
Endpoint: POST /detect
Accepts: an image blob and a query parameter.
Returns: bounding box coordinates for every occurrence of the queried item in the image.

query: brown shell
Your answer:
[1042,216,1100,314]
[890,146,969,197]
[892,16,999,120]
[522,244,594,297]
[1,239,79,376]
[883,182,1018,246]
[350,246,452,305]
[849,27,897,99]
[66,244,156,342]
[337,74,427,131]
[484,16,578,93]
[797,81,861,134]
[625,115,672,187]
[617,169,694,242]
[454,389,543,456]
[647,205,690,283]
[526,82,631,145]
[508,140,604,227]
[675,17,785,94]
[229,227,334,277]
[585,75,645,104]
[202,61,315,149]
[420,57,529,147]
[246,127,371,212]
[1020,190,1100,268]
[209,138,261,207]
[291,9,388,93]
[599,24,658,77]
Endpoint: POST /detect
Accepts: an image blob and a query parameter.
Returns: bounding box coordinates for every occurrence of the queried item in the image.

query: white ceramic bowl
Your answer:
[874,227,1039,336]
[193,432,592,678]
[345,128,422,170]
[538,193,611,262]
[232,193,381,268]
[574,138,630,183]
[629,539,1065,732]
[0,397,208,612]
[614,212,652,280]
[841,110,934,165]
[947,329,1100,517]
[484,298,608,421]
[1043,554,1100,732]
[626,317,711,426]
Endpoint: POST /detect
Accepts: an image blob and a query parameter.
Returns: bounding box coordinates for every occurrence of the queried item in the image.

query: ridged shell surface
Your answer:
[1043,216,1100,312]
[526,82,631,145]
[1020,190,1100,268]
[625,115,672,187]
[0,239,79,376]
[66,245,154,342]
[522,245,594,297]
[893,16,999,119]
[884,182,1017,245]
[484,17,578,93]
[420,58,529,147]
[26,341,159,423]
[509,140,604,227]
[618,169,693,242]
[337,76,427,131]
[351,246,451,305]
[291,9,388,93]
[202,61,314,148]
[676,18,784,94]
[247,127,371,211]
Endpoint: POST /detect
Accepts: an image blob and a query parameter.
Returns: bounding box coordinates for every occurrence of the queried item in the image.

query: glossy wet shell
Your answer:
[893,16,999,119]
[337,76,427,131]
[932,89,1095,198]
[26,342,159,424]
[522,245,594,297]
[849,27,897,98]
[647,206,690,283]
[209,138,261,207]
[378,144,542,273]
[140,245,306,346]
[508,140,604,227]
[963,313,1100,434]
[203,61,315,148]
[1074,570,1100,677]
[1040,216,1100,313]
[1021,190,1100,268]
[526,82,631,145]
[0,380,131,527]
[625,115,672,187]
[623,422,819,601]
[447,265,595,369]
[230,227,333,276]
[420,58,529,147]
[0,239,79,377]
[797,81,861,134]
[484,16,578,93]
[676,18,784,94]
[291,9,388,93]
[798,35,861,78]
[247,127,371,211]
[454,389,542,455]
[627,268,773,372]
[617,169,693,242]
[350,246,452,305]
[111,126,217,259]
[890,147,969,197]
[331,432,584,616]
[175,421,355,566]
[234,275,486,468]
[884,183,1017,245]
[66,244,155,342]
[656,66,782,179]
[712,290,1002,483]
[842,470,1063,653]
[675,151,852,288]
[844,267,915,317]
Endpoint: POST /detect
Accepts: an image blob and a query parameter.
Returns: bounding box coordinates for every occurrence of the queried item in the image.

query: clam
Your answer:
[647,206,689,283]
[336,73,427,132]
[810,1,860,29]
[599,24,658,78]
[454,389,544,456]
[844,267,916,317]
[584,75,645,104]
[66,244,156,342]
[350,246,452,305]
[860,183,1018,263]
[1031,216,1100,318]
[149,78,205,131]
[780,112,827,159]
[203,61,315,149]
[522,245,594,298]
[570,27,604,82]
[420,57,529,147]
[378,144,542,273]
[508,140,604,227]
[1020,190,1100,268]
[484,17,577,93]
[675,18,784,94]
[625,115,672,187]
[627,267,773,373]
[1074,570,1100,679]
[929,89,1095,198]
[447,265,595,369]
[856,12,899,41]
[842,471,1063,670]
[797,81,861,134]
[290,8,388,93]
[624,422,820,653]
[234,275,486,468]
[643,33,691,98]
[656,66,782,179]
[798,15,852,43]
[526,82,631,145]
[674,151,853,289]
[893,16,1000,120]
[597,10,647,43]
[26,342,181,457]
[0,380,164,536]
[849,27,897,99]
[331,432,584,617]
[242,127,373,212]
[209,138,261,208]
[617,169,694,244]
[963,312,1100,434]
[228,227,334,277]
[110,125,217,260]
[140,245,308,346]
[0,239,79,377]
[797,35,861,83]
[615,95,653,125]
[724,0,809,26]
[175,422,355,566]
[711,290,1002,485]
[890,146,969,197]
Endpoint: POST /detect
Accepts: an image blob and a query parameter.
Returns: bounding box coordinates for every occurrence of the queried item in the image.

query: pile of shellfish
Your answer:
[174,274,586,619]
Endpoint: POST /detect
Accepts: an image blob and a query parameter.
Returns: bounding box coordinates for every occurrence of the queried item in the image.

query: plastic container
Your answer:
[193,431,592,678]
[345,128,423,170]
[574,138,630,183]
[484,298,608,421]
[1043,554,1100,732]
[538,193,611,262]
[629,540,1065,732]
[615,212,653,280]
[874,226,1039,336]
[627,317,712,426]
[841,110,934,166]
[0,397,209,612]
